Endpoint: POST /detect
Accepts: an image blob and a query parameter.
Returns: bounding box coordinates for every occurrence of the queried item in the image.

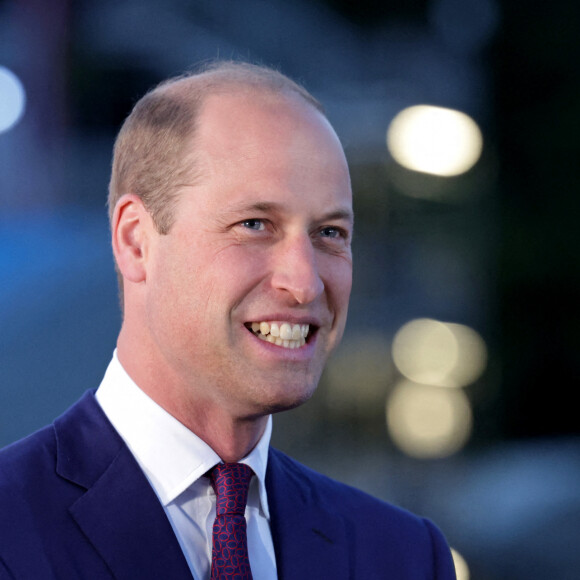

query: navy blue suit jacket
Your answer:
[0,392,455,579]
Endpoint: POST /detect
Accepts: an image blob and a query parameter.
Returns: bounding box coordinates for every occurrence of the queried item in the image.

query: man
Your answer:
[0,62,456,579]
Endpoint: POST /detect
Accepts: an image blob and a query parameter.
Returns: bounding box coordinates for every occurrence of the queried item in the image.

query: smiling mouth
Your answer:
[246,321,312,349]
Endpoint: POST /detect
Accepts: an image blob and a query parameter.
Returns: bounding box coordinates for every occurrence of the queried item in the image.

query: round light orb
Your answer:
[446,322,488,386]
[0,66,26,133]
[386,380,472,458]
[392,318,487,387]
[387,105,483,177]
[392,318,459,386]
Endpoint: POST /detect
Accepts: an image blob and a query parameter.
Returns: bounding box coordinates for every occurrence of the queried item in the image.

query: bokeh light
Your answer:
[0,66,26,134]
[451,547,470,580]
[386,105,483,177]
[386,380,472,458]
[392,318,487,387]
[393,318,458,386]
[446,322,488,387]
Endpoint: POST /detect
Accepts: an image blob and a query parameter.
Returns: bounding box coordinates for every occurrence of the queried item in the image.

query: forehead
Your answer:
[190,89,351,203]
[197,90,345,161]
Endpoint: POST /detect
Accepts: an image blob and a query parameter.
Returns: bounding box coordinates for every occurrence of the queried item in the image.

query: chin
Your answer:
[254,380,319,416]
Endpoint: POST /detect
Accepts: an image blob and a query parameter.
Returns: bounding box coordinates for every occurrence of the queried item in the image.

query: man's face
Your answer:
[143,91,353,419]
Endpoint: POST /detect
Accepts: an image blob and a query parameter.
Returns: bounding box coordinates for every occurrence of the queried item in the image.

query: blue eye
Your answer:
[241,219,265,231]
[320,226,342,238]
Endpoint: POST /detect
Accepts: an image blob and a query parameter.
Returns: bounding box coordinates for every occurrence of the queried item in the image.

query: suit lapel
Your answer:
[266,449,350,580]
[55,392,193,579]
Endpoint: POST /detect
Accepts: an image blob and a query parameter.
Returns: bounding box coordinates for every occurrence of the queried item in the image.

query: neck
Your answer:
[154,393,269,462]
[193,413,269,463]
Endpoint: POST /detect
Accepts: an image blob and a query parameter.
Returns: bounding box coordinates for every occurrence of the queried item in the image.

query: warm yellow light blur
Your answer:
[392,318,487,387]
[446,322,487,387]
[392,319,458,386]
[451,548,470,580]
[386,380,472,458]
[387,105,483,177]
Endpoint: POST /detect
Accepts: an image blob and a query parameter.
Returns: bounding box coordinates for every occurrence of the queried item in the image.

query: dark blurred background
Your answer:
[1,1,579,578]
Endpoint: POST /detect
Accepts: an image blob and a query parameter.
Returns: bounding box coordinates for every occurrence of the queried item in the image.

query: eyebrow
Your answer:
[322,208,355,224]
[225,201,354,224]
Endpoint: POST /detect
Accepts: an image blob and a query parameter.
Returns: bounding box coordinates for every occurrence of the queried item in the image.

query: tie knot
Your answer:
[209,463,254,516]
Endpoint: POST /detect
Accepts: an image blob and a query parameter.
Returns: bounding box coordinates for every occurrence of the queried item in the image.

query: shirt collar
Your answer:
[95,351,272,518]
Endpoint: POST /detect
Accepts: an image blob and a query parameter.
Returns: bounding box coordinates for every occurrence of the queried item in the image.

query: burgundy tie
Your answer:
[209,463,254,580]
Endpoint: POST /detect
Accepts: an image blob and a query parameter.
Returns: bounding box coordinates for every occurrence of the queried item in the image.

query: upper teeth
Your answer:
[250,321,309,348]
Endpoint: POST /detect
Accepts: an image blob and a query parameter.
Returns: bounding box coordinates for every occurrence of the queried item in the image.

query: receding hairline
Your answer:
[141,61,325,116]
[108,61,326,220]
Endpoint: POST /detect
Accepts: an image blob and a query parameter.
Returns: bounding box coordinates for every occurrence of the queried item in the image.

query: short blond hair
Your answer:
[108,61,324,235]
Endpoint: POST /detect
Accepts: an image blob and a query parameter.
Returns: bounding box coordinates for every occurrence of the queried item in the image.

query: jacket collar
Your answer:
[266,448,350,580]
[54,391,193,579]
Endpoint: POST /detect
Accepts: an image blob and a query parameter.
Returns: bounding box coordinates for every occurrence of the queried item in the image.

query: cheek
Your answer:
[209,245,269,294]
[147,242,205,327]
[324,259,353,309]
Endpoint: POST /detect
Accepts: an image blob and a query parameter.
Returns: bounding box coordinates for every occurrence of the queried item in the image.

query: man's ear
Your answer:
[112,194,154,284]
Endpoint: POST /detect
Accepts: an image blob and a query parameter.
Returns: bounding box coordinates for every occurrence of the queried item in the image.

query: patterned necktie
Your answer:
[209,462,254,580]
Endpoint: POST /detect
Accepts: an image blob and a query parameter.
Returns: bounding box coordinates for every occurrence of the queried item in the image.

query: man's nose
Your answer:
[271,235,324,304]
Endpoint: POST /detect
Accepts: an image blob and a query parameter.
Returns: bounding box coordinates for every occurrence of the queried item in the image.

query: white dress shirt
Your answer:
[95,352,278,580]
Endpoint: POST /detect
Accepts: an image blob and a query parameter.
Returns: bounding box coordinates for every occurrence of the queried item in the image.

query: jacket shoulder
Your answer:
[269,446,413,518]
[268,447,456,579]
[0,424,58,492]
[0,423,73,578]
